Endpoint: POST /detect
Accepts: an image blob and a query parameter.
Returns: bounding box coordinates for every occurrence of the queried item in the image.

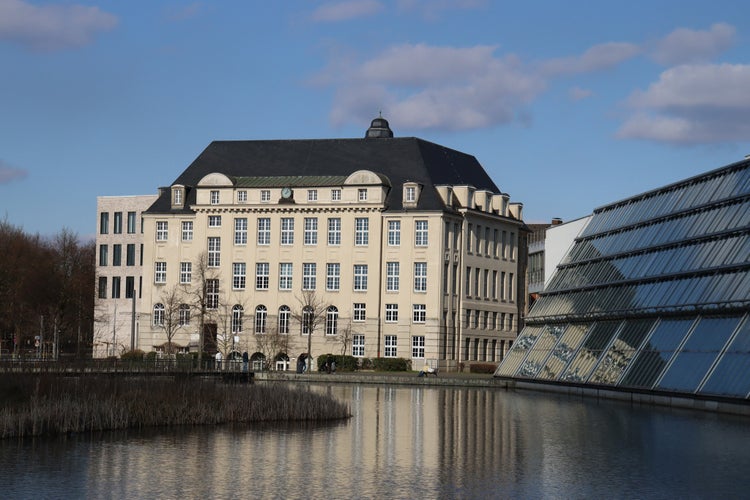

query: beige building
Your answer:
[136,118,526,371]
[94,194,158,357]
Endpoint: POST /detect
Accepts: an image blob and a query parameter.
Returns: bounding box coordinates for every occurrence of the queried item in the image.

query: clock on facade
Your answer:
[281,187,292,199]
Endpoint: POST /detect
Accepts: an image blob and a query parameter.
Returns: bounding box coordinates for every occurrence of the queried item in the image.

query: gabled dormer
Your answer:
[402,181,422,208]
[171,185,185,209]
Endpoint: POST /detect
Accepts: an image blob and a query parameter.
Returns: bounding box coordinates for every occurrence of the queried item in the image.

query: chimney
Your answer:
[551,218,563,225]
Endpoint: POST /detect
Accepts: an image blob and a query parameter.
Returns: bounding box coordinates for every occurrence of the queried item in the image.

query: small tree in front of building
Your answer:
[155,284,189,359]
[292,290,329,372]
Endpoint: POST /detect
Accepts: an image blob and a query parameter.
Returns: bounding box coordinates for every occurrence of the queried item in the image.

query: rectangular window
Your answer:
[182,221,193,241]
[501,271,506,300]
[156,221,168,241]
[412,336,425,358]
[155,262,166,283]
[465,266,471,297]
[303,263,317,290]
[180,305,190,326]
[257,218,271,245]
[304,217,318,245]
[281,217,294,245]
[406,186,416,202]
[180,262,192,284]
[413,304,426,323]
[279,263,293,290]
[256,263,269,290]
[326,263,340,291]
[98,277,107,299]
[113,212,122,234]
[466,224,472,252]
[352,334,365,357]
[355,217,369,245]
[475,225,481,255]
[233,263,246,290]
[127,212,136,234]
[492,270,498,299]
[206,279,219,309]
[358,188,367,201]
[207,237,221,267]
[353,303,366,322]
[509,273,514,302]
[234,218,248,245]
[474,268,480,297]
[354,264,368,291]
[99,245,108,266]
[99,212,109,234]
[258,189,269,202]
[510,233,516,260]
[484,227,491,256]
[111,276,120,298]
[126,244,135,266]
[237,190,247,203]
[173,188,182,205]
[307,189,317,201]
[414,262,427,292]
[415,220,428,246]
[483,269,489,298]
[210,190,219,205]
[493,229,499,258]
[125,277,135,299]
[112,244,122,266]
[331,189,341,201]
[208,215,221,228]
[502,231,507,259]
[388,220,401,246]
[384,335,397,357]
[386,262,399,292]
[328,218,341,245]
[385,304,398,323]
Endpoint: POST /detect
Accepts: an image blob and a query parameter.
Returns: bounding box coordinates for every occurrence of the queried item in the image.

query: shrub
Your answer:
[317,354,358,372]
[371,357,410,372]
[360,358,374,370]
[120,350,145,361]
[469,363,498,374]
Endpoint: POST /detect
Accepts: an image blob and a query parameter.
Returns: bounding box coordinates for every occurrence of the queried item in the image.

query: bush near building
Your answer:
[371,357,411,371]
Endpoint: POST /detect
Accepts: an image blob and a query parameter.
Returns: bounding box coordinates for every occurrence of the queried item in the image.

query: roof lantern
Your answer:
[365,113,394,138]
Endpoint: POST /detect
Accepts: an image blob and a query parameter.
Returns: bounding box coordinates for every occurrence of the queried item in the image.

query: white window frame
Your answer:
[384,335,397,357]
[388,220,400,246]
[413,304,426,323]
[414,262,427,292]
[302,263,317,290]
[405,186,416,202]
[307,189,318,202]
[352,334,365,357]
[412,336,425,358]
[257,218,271,245]
[386,262,399,292]
[210,190,220,205]
[353,264,368,291]
[233,262,246,290]
[207,237,221,267]
[279,263,293,290]
[153,303,165,326]
[260,190,271,202]
[155,262,166,283]
[355,217,369,246]
[358,188,367,201]
[156,221,168,242]
[180,262,192,284]
[327,263,340,291]
[326,306,338,335]
[255,305,267,334]
[281,217,294,245]
[328,218,341,246]
[304,217,318,245]
[179,304,190,326]
[234,218,248,245]
[256,263,270,290]
[181,221,192,242]
[278,306,290,334]
[353,303,366,322]
[237,190,247,203]
[385,304,398,323]
[208,215,221,228]
[206,279,219,309]
[331,189,341,201]
[415,220,428,246]
[231,305,243,333]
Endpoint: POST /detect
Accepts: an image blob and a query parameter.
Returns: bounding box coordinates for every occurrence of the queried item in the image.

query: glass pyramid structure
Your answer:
[495,158,750,401]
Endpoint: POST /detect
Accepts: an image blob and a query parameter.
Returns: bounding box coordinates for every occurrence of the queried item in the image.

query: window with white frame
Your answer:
[180,262,192,284]
[415,220,428,246]
[153,303,164,326]
[355,217,369,245]
[304,217,318,245]
[234,218,247,245]
[173,188,182,206]
[307,189,318,201]
[413,304,426,323]
[208,215,221,228]
[492,270,498,299]
[278,305,290,334]
[326,306,338,335]
[385,304,398,322]
[179,304,190,326]
[237,190,247,203]
[231,305,243,333]
[386,262,399,291]
[358,188,367,201]
[257,218,271,245]
[412,336,425,358]
[233,263,246,290]
[327,263,340,291]
[352,334,365,357]
[279,263,293,290]
[206,279,219,309]
[255,305,267,334]
[303,263,316,290]
[405,186,416,202]
[207,237,220,267]
[260,190,271,202]
[414,262,427,292]
[301,306,313,335]
[156,221,168,241]
[210,190,219,205]
[281,217,294,245]
[256,263,269,290]
[155,262,166,283]
[328,218,341,245]
[331,189,341,201]
[181,221,193,241]
[388,220,400,246]
[353,303,366,322]
[384,335,397,357]
[353,265,368,291]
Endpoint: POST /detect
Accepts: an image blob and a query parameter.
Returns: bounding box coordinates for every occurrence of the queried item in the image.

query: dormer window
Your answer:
[260,190,271,202]
[308,189,318,202]
[358,188,367,201]
[331,189,341,201]
[403,182,421,207]
[210,190,220,205]
[172,186,184,207]
[406,186,416,202]
[237,190,247,203]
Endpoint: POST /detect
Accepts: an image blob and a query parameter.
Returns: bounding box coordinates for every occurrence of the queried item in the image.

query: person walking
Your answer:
[215,350,223,371]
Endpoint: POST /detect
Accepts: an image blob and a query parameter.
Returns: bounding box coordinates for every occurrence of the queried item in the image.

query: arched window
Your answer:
[326,306,338,335]
[255,305,267,334]
[179,304,191,326]
[232,305,243,333]
[302,306,313,335]
[153,303,165,326]
[278,305,290,334]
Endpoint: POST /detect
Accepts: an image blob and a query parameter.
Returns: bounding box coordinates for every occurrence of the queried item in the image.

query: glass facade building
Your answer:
[495,158,750,402]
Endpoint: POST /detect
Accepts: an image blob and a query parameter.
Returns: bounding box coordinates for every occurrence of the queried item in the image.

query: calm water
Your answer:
[1,383,749,499]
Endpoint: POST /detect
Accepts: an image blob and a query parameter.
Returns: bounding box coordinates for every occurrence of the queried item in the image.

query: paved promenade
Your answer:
[255,370,509,388]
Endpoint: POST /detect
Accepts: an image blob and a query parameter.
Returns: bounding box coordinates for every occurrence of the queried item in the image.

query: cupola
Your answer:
[365,114,394,138]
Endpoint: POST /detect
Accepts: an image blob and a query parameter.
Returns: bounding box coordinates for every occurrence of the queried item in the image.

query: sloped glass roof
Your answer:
[496,159,750,401]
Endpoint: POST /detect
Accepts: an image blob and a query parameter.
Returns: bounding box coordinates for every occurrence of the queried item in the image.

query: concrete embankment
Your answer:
[255,371,510,388]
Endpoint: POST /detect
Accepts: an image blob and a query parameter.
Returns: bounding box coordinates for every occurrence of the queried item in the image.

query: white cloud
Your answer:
[569,87,592,101]
[0,160,28,184]
[397,0,487,20]
[540,42,640,76]
[311,0,383,22]
[618,64,750,144]
[0,0,117,51]
[651,23,735,66]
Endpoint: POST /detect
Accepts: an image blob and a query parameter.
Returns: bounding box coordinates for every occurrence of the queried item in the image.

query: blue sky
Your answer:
[1,0,749,240]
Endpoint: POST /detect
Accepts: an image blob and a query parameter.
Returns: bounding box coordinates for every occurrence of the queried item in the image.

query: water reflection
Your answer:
[1,384,749,499]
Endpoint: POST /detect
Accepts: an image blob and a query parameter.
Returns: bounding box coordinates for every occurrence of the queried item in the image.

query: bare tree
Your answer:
[155,284,188,357]
[332,318,355,356]
[184,251,219,363]
[214,293,250,366]
[254,323,292,370]
[292,290,329,372]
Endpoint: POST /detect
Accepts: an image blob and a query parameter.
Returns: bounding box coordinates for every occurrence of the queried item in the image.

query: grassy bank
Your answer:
[0,374,350,438]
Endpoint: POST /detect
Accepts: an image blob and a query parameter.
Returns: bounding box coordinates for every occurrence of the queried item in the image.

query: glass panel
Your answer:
[494,326,543,376]
[517,324,562,378]
[620,318,694,389]
[560,321,621,383]
[656,316,740,393]
[590,319,655,385]
[538,324,590,380]
[700,317,750,397]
